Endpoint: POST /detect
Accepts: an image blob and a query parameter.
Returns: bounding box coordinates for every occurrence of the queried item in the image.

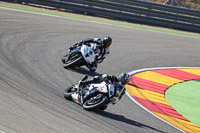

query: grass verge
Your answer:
[165,80,200,127]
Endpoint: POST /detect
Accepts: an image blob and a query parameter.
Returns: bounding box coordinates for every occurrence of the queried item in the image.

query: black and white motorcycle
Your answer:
[62,43,100,71]
[64,75,124,111]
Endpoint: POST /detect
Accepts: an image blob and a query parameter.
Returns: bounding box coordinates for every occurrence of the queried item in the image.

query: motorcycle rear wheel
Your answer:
[82,95,108,111]
[64,86,77,101]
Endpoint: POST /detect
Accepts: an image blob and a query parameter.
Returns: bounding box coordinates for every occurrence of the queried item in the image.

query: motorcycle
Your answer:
[64,75,124,111]
[62,43,100,71]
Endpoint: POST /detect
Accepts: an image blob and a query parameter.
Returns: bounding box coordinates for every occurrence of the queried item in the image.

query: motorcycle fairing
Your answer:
[88,82,115,98]
[71,92,82,104]
[108,84,115,98]
[81,43,97,64]
[70,46,81,54]
[89,82,107,93]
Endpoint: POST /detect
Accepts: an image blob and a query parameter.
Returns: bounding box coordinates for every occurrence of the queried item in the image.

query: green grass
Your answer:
[0,2,200,38]
[165,80,200,127]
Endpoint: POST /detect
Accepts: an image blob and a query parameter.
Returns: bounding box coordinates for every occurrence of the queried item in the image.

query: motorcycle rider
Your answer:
[80,73,130,106]
[68,36,112,71]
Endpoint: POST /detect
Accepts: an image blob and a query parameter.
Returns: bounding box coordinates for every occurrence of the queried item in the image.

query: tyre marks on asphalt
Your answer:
[126,68,200,133]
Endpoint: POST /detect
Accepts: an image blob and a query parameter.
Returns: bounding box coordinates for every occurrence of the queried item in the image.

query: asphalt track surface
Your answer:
[0,7,200,133]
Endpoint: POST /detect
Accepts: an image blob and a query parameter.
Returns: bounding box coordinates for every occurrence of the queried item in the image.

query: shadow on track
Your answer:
[95,111,165,133]
[66,67,101,77]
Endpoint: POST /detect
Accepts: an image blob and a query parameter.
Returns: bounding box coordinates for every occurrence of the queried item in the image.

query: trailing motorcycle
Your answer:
[62,43,100,71]
[64,75,124,111]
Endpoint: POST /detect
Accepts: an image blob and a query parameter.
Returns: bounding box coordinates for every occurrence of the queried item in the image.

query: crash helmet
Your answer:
[102,36,112,48]
[118,73,130,85]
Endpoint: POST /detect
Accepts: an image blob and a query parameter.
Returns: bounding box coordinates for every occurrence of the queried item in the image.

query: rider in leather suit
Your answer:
[80,73,130,104]
[69,36,112,71]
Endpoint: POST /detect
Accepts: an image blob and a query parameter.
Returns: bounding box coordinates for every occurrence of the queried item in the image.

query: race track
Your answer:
[0,7,200,133]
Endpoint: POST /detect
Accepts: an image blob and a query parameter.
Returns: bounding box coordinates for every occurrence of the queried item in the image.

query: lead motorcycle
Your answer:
[62,43,100,71]
[64,75,124,111]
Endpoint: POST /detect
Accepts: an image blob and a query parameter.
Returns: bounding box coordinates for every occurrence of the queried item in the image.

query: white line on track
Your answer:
[126,67,200,133]
[0,6,200,39]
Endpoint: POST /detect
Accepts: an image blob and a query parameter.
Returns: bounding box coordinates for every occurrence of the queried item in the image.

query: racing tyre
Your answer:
[64,86,77,101]
[82,95,108,111]
[98,105,108,110]
[62,54,68,64]
[63,54,83,69]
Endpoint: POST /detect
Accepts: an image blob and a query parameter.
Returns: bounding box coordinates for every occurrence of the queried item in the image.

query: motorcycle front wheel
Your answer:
[62,54,68,64]
[82,95,108,111]
[63,54,83,69]
[64,86,77,101]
